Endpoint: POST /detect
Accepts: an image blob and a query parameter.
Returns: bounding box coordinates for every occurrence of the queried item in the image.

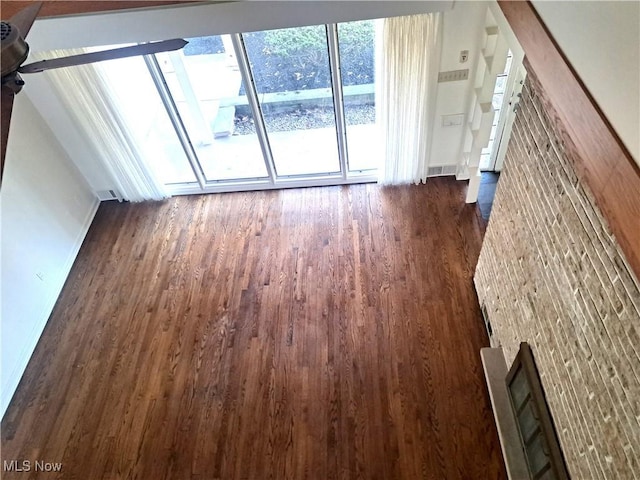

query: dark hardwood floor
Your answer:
[1,179,505,479]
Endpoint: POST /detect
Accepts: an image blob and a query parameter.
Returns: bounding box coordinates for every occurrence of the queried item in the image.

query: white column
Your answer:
[466,166,482,203]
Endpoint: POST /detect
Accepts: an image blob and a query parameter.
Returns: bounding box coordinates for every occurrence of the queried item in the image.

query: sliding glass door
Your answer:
[337,20,379,172]
[94,20,381,193]
[155,35,268,182]
[87,50,196,185]
[242,26,341,177]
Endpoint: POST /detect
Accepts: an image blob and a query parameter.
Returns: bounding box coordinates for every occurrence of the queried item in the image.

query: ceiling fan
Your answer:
[0,2,188,185]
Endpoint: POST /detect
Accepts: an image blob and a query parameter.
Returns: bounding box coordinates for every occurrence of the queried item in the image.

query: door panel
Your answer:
[242,26,341,177]
[156,35,269,182]
[337,20,379,172]
[91,50,197,185]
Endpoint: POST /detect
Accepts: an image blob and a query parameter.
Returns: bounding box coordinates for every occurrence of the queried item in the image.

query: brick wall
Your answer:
[474,73,640,479]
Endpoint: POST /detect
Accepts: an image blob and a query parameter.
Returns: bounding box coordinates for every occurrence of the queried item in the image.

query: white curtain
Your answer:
[34,49,169,202]
[377,13,443,185]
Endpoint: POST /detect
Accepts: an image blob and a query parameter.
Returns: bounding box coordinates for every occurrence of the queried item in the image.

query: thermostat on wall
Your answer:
[442,114,465,127]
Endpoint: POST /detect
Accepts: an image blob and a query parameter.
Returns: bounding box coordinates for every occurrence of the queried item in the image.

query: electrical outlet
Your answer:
[460,50,469,63]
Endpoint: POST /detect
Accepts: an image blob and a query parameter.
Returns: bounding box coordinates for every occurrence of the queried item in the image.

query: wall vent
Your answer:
[427,165,458,177]
[438,69,469,83]
[97,189,121,201]
[481,304,499,347]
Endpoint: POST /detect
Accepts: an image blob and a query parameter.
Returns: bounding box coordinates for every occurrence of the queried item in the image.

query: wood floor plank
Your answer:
[2,179,505,479]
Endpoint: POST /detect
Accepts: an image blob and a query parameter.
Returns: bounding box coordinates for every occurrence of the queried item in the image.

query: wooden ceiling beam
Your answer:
[1,1,199,20]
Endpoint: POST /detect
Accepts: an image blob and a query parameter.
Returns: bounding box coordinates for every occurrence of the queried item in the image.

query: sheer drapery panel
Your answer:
[377,13,442,185]
[34,49,169,202]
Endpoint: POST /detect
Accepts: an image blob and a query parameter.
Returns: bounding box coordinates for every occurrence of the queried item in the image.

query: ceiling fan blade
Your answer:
[18,38,188,74]
[1,85,16,185]
[8,1,43,38]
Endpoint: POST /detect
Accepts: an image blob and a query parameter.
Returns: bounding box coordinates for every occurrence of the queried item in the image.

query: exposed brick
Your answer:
[475,76,640,479]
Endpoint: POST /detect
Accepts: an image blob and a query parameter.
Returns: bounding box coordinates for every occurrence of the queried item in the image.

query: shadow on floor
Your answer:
[478,172,500,221]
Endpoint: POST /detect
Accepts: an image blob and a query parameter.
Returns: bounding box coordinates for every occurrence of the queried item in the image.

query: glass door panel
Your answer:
[242,26,341,177]
[155,35,268,182]
[89,49,196,185]
[337,20,379,172]
[480,50,514,171]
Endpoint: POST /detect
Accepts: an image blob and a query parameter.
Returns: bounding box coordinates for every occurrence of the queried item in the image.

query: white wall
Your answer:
[0,93,99,417]
[24,73,118,194]
[430,1,489,167]
[532,0,640,165]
